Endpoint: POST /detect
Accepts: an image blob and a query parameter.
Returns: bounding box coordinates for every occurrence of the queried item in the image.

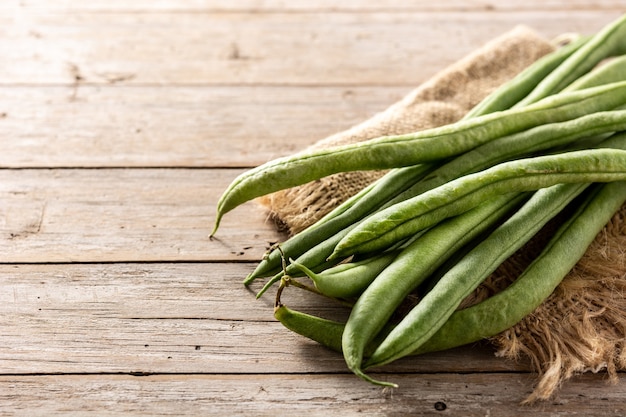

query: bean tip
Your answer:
[242,274,255,286]
[351,367,398,389]
[210,213,223,238]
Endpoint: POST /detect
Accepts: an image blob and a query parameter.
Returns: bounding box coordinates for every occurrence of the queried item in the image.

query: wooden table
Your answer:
[2,2,626,415]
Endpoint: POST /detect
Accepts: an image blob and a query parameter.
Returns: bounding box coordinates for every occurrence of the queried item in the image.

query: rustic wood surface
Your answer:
[2,1,626,415]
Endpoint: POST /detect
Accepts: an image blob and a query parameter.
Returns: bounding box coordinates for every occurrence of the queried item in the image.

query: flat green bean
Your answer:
[331,147,626,259]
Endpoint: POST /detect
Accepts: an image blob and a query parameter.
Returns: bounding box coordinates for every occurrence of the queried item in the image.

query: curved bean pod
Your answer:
[212,81,626,234]
[331,147,626,259]
[463,34,589,119]
[515,13,626,106]
[274,303,345,354]
[362,181,590,370]
[289,251,399,299]
[410,180,626,356]
[244,163,435,283]
[342,193,525,386]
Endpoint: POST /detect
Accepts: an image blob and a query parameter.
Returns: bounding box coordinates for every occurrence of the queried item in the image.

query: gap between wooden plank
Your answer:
[1,10,621,85]
[0,373,623,416]
[0,85,408,168]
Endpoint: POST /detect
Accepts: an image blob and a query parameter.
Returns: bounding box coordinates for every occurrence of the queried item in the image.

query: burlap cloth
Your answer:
[258,26,626,402]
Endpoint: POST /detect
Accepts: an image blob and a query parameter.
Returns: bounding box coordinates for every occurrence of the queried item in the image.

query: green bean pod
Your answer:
[342,192,526,387]
[289,251,399,299]
[332,147,626,259]
[246,57,626,285]
[254,225,356,298]
[515,13,626,106]
[410,180,626,356]
[274,304,345,353]
[463,34,589,119]
[362,181,590,371]
[563,55,626,92]
[245,163,436,283]
[212,81,626,234]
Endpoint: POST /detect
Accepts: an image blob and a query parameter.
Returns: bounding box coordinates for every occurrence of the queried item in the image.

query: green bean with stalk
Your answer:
[288,250,400,299]
[247,107,626,287]
[273,179,626,360]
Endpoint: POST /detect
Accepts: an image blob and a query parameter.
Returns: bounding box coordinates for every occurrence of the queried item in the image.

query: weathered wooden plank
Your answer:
[1,373,624,416]
[0,85,407,168]
[13,0,626,12]
[0,169,284,263]
[0,262,338,321]
[1,11,621,85]
[0,262,527,374]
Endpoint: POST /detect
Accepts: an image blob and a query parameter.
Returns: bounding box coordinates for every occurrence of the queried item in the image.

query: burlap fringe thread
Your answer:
[257,27,626,402]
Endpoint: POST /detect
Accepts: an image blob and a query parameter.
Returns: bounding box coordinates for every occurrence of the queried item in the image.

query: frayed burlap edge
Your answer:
[481,204,626,404]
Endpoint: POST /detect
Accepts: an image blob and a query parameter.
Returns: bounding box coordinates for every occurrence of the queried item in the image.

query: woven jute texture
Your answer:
[257,26,626,402]
[258,25,556,235]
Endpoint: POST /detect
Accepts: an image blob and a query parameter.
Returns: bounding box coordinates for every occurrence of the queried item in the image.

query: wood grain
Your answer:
[3,2,626,414]
[0,262,529,375]
[0,85,407,168]
[1,10,622,85]
[1,373,624,417]
[13,0,626,12]
[0,169,286,262]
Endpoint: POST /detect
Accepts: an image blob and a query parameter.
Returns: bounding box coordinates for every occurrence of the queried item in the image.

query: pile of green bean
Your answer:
[212,14,626,388]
